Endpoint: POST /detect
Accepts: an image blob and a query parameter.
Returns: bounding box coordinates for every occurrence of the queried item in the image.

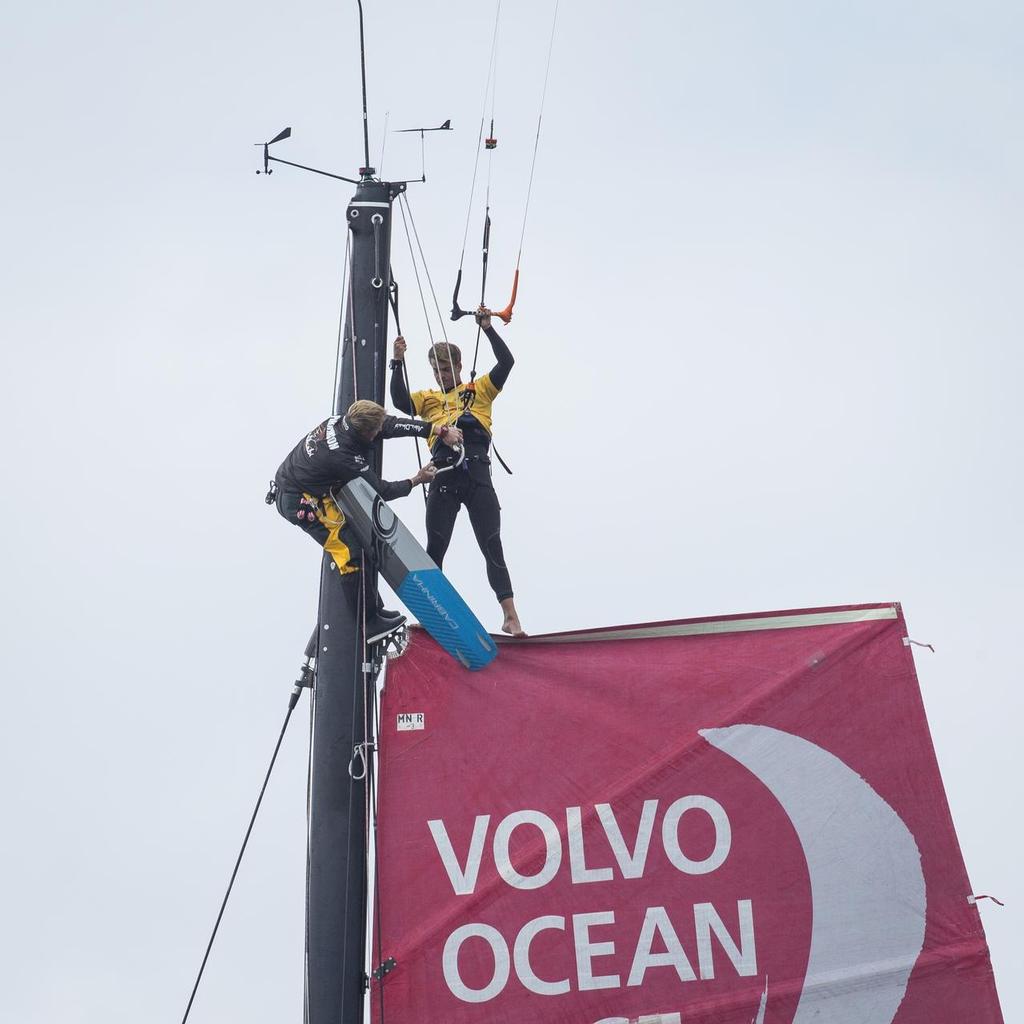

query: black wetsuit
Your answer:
[390,326,515,601]
[274,412,432,570]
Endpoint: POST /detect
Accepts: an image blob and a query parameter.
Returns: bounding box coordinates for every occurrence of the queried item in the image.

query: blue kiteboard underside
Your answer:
[397,569,498,670]
[334,477,498,670]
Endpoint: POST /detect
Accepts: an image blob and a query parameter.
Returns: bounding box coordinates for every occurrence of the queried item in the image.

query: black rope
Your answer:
[469,212,491,380]
[180,638,314,1024]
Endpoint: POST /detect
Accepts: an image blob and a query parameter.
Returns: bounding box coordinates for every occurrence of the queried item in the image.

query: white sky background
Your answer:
[1,0,1021,1020]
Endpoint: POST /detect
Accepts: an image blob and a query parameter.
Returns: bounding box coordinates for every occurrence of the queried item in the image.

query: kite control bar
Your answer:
[450,211,517,325]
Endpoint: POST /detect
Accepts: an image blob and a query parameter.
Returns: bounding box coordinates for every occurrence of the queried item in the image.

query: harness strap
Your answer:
[491,443,513,474]
[431,445,467,475]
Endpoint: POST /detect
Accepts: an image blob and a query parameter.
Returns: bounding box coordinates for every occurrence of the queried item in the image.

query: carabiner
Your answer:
[432,445,467,476]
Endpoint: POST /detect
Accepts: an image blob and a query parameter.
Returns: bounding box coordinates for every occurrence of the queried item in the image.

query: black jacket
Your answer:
[276,413,432,500]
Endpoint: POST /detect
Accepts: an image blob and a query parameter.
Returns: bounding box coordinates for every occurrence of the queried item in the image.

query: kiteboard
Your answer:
[334,476,498,671]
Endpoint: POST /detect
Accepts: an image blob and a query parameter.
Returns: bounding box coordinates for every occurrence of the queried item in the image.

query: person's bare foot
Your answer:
[501,614,527,637]
[500,597,527,638]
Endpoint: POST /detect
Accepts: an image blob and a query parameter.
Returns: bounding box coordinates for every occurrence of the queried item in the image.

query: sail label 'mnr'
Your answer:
[372,604,1003,1024]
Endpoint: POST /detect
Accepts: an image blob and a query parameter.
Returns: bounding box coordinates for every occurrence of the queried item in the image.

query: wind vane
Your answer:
[254,126,362,184]
[255,120,451,185]
[255,126,291,175]
[395,118,453,182]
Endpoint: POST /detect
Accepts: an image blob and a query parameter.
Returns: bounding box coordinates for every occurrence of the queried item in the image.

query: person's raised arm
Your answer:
[380,414,431,440]
[389,335,414,414]
[380,415,463,447]
[476,307,514,390]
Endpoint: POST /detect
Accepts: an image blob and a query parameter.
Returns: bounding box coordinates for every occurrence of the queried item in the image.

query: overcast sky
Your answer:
[2,0,1021,1020]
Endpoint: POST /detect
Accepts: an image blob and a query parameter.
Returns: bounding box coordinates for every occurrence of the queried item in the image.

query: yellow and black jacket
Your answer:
[389,324,514,462]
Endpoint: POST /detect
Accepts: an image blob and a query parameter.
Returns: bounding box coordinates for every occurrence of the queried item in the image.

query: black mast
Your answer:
[305,177,401,1024]
[304,4,404,1020]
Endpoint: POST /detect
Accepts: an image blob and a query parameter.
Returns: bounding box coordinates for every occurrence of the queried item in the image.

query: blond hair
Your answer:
[428,342,462,367]
[346,400,388,439]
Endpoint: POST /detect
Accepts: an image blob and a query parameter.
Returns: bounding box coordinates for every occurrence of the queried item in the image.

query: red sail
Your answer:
[372,604,1004,1024]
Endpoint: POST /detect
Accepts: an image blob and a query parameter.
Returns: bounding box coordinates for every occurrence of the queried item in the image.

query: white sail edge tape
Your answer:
[520,607,899,645]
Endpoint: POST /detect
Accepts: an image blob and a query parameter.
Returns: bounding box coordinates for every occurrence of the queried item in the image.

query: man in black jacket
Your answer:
[389,307,524,637]
[275,399,462,640]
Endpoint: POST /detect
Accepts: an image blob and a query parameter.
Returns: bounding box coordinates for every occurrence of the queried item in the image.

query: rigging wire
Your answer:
[180,666,309,1024]
[385,272,428,506]
[467,6,503,377]
[396,195,458,425]
[458,0,560,374]
[401,193,454,353]
[321,224,378,531]
[400,193,505,471]
[490,0,560,327]
[515,0,559,266]
[396,199,441,352]
[397,194,487,485]
[378,110,390,176]
[332,233,354,415]
[481,7,499,241]
[455,1,502,277]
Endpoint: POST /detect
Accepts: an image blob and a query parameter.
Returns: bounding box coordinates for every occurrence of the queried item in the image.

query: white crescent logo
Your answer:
[699,725,927,1024]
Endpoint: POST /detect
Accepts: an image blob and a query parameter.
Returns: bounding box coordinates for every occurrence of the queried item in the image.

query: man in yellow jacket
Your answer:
[389,308,524,637]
